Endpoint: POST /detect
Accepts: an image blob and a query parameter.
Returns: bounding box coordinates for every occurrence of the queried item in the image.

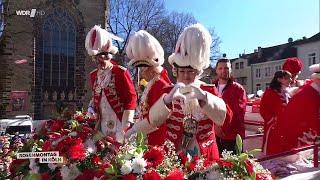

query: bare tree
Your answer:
[209,28,221,67]
[147,12,196,55]
[107,0,166,55]
[107,0,221,81]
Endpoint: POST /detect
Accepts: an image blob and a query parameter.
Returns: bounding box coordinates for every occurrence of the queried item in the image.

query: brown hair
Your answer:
[215,58,231,68]
[269,70,292,92]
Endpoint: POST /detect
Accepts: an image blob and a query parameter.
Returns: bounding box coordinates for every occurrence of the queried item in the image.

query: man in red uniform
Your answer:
[124,30,171,146]
[85,25,137,143]
[213,58,247,154]
[267,63,320,155]
[148,24,233,161]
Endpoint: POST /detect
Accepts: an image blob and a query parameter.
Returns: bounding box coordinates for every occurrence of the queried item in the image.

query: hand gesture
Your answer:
[164,83,186,104]
[184,85,207,101]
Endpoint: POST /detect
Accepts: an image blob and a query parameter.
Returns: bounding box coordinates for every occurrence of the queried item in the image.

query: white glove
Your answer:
[185,85,207,101]
[163,83,186,104]
[121,110,135,130]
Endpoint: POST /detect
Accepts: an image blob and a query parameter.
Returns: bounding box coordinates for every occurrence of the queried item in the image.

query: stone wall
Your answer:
[0,0,106,119]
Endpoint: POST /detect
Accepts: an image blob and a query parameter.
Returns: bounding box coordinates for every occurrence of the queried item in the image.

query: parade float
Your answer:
[0,111,273,180]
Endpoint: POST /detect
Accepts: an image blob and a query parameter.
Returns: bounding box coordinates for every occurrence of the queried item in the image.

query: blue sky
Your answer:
[164,0,320,59]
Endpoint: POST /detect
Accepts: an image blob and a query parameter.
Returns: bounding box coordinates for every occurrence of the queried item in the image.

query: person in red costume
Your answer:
[85,25,137,143]
[148,24,233,161]
[124,30,171,146]
[259,70,292,153]
[266,63,320,155]
[213,58,247,154]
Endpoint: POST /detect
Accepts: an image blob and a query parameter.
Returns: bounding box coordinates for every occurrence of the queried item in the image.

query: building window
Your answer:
[275,65,281,71]
[256,83,261,92]
[39,9,76,101]
[235,62,239,69]
[255,68,261,78]
[239,62,244,69]
[0,0,4,39]
[265,67,271,77]
[237,77,247,85]
[308,53,316,66]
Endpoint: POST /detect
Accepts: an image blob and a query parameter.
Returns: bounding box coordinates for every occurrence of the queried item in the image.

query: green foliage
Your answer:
[136,132,147,154]
[235,134,243,155]
[24,173,41,180]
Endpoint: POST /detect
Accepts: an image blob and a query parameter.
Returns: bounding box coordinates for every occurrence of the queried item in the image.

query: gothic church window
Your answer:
[40,9,76,100]
[0,0,4,39]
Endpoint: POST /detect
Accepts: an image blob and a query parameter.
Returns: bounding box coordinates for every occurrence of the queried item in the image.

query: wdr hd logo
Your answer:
[16,9,45,18]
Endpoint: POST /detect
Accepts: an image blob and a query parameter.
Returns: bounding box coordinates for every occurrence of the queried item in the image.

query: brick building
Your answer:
[0,0,107,119]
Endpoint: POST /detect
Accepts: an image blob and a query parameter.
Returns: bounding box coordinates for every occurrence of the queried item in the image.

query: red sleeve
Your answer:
[218,103,233,132]
[201,85,218,96]
[145,79,170,124]
[221,86,246,133]
[148,79,170,107]
[115,67,137,110]
[238,87,247,115]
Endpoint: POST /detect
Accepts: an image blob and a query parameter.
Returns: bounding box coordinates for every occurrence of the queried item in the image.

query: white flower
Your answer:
[85,138,97,154]
[131,156,147,174]
[60,164,81,180]
[29,159,39,174]
[69,163,81,179]
[48,163,57,170]
[187,153,192,162]
[206,170,223,180]
[122,147,137,160]
[68,131,78,137]
[128,147,136,154]
[120,160,132,175]
[60,166,71,180]
[0,163,4,171]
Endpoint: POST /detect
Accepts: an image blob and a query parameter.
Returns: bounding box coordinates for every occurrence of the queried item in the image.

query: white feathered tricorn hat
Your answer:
[85,25,122,56]
[309,63,320,79]
[168,23,212,74]
[126,30,164,67]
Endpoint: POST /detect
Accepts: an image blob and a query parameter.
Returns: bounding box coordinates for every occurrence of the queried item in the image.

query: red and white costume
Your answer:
[125,30,171,146]
[85,25,137,142]
[150,82,232,160]
[260,88,288,153]
[89,62,137,138]
[149,24,232,161]
[266,64,320,155]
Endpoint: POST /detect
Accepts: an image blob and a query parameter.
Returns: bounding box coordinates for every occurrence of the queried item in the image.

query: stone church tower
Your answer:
[0,0,107,119]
